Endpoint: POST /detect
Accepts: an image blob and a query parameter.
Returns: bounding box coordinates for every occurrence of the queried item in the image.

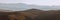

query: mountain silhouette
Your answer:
[0,3,58,11]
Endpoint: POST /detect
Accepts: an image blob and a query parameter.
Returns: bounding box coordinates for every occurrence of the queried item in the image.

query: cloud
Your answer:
[0,0,60,5]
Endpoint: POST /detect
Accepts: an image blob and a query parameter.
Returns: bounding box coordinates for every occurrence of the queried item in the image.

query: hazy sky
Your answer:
[0,0,60,5]
[0,0,60,11]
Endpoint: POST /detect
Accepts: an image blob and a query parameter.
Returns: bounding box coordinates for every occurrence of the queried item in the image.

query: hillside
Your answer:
[0,9,14,12]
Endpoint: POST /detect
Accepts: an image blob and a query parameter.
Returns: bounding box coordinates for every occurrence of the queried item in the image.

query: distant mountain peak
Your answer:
[25,8,37,10]
[23,8,43,12]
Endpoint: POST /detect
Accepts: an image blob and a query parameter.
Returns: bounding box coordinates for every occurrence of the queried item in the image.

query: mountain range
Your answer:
[0,3,60,11]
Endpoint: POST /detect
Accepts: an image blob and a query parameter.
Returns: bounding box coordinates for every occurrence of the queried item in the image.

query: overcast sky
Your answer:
[0,0,60,11]
[0,0,60,5]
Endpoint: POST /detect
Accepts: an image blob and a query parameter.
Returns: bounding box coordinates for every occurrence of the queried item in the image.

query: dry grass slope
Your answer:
[0,9,60,20]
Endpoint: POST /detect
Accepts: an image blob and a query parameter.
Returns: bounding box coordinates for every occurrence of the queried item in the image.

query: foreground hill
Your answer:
[0,9,60,20]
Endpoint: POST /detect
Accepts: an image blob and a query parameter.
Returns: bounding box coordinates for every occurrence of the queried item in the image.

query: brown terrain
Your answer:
[0,9,60,20]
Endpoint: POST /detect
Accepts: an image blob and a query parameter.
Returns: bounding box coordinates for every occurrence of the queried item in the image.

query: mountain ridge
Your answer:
[0,3,60,11]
